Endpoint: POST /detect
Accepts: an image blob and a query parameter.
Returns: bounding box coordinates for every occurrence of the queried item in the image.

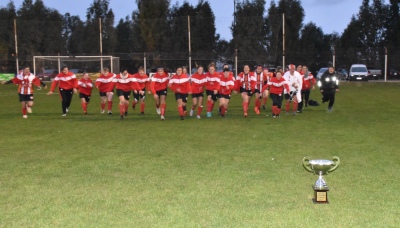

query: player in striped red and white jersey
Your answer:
[131,67,149,114]
[95,67,116,115]
[218,68,236,117]
[205,64,220,118]
[236,65,256,117]
[2,65,46,118]
[262,71,290,118]
[109,68,140,120]
[168,67,192,120]
[47,66,78,116]
[189,66,206,119]
[150,67,169,120]
[77,72,93,114]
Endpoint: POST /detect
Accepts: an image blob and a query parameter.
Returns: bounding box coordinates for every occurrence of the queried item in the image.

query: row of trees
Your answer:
[0,0,399,73]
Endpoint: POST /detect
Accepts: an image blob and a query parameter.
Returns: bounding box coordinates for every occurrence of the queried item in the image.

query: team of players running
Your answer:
[3,63,318,120]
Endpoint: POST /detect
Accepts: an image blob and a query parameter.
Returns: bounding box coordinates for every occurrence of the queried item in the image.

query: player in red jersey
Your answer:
[189,66,206,119]
[236,65,256,117]
[168,67,192,120]
[262,71,290,118]
[218,68,236,117]
[253,65,267,115]
[47,66,78,116]
[261,67,273,110]
[77,72,93,114]
[95,67,116,115]
[132,67,149,115]
[110,68,140,120]
[298,65,316,113]
[205,64,220,118]
[2,65,46,118]
[150,67,169,120]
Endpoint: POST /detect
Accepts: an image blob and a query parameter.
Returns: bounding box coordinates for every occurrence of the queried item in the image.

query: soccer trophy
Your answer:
[303,156,340,203]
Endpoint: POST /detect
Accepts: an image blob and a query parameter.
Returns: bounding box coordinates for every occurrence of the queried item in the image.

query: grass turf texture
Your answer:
[0,82,399,227]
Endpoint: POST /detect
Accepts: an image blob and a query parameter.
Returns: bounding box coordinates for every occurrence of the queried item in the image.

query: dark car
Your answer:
[36,69,58,81]
[337,68,348,80]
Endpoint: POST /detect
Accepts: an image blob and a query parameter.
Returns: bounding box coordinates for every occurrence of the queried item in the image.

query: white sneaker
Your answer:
[196,115,201,119]
[189,109,194,117]
[26,107,32,113]
[101,109,105,114]
[66,108,69,113]
[22,115,28,118]
[62,114,67,117]
[161,115,165,120]
[156,108,161,115]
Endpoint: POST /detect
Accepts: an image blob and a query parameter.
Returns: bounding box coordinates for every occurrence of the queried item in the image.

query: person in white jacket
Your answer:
[283,64,302,115]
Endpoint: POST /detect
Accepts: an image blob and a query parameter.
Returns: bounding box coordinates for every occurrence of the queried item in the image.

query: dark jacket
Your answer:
[320,70,339,92]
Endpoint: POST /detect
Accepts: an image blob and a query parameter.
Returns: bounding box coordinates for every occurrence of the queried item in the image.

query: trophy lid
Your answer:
[308,160,334,165]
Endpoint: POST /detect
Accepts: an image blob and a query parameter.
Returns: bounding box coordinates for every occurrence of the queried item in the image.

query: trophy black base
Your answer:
[312,186,329,204]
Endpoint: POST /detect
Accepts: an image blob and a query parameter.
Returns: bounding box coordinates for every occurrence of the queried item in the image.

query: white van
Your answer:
[349,64,369,81]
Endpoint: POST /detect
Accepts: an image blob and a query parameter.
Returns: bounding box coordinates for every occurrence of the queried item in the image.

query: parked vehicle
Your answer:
[349,64,369,81]
[316,68,328,80]
[388,68,399,79]
[36,69,58,81]
[337,68,348,80]
[367,67,382,80]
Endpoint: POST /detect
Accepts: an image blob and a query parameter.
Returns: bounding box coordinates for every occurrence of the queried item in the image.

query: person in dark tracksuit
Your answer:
[318,64,339,112]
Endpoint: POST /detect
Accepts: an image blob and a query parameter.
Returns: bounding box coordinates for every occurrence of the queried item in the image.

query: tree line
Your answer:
[0,0,399,74]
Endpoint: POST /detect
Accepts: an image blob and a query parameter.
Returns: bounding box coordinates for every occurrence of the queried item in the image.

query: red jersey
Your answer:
[218,75,235,95]
[262,77,290,95]
[95,72,116,93]
[237,72,256,91]
[302,73,316,90]
[132,73,150,91]
[50,71,78,92]
[169,74,191,94]
[111,74,140,92]
[11,73,42,95]
[150,72,169,94]
[77,78,93,96]
[190,72,207,94]
[205,72,220,91]
[254,72,269,91]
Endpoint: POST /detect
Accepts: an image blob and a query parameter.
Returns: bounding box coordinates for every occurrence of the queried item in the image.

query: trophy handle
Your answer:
[328,156,340,173]
[302,157,314,173]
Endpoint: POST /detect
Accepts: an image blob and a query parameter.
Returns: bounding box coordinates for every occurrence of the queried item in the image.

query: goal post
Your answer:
[33,55,120,80]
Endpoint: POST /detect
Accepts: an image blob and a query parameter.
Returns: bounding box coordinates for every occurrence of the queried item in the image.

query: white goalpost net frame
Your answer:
[33,55,120,79]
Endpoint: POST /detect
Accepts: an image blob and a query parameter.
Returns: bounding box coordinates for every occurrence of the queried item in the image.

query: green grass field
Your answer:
[0,81,399,227]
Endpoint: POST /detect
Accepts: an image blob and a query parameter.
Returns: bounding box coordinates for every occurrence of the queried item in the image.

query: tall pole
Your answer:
[188,15,192,75]
[235,49,238,77]
[384,47,388,82]
[99,18,103,71]
[332,46,336,68]
[14,19,19,73]
[282,13,285,70]
[144,52,147,74]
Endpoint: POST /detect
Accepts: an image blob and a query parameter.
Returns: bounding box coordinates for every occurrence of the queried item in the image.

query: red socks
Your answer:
[140,103,145,112]
[108,101,113,111]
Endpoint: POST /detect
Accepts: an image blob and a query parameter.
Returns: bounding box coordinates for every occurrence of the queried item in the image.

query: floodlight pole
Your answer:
[188,15,192,75]
[384,47,387,82]
[14,19,19,73]
[144,52,147,74]
[99,17,103,71]
[282,13,285,70]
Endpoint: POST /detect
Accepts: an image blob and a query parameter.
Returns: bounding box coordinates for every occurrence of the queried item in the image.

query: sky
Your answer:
[3,0,390,40]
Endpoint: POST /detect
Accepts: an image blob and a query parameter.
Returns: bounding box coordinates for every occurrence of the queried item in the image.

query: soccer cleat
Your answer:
[220,114,225,117]
[272,114,276,118]
[161,115,165,120]
[297,110,302,113]
[120,115,124,120]
[140,112,144,115]
[22,115,28,119]
[108,110,112,115]
[276,114,280,118]
[101,109,105,114]
[262,105,266,110]
[66,108,69,113]
[189,109,194,117]
[26,107,32,113]
[132,104,136,110]
[156,108,161,115]
[292,112,297,116]
[124,111,128,116]
[244,113,248,117]
[62,114,67,117]
[180,116,185,120]
[84,111,87,115]
[196,115,201,119]
[206,112,212,118]
[327,107,333,113]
